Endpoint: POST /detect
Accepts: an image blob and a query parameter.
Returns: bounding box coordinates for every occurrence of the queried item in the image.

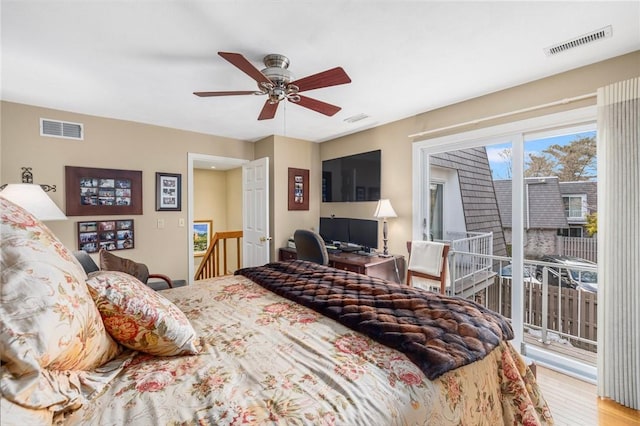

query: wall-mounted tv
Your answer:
[322,150,381,202]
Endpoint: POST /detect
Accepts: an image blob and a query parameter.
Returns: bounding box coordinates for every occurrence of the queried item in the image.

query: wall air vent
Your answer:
[40,118,84,140]
[544,25,612,56]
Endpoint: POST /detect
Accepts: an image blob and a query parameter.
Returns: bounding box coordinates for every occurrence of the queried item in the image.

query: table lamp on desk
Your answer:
[373,199,397,257]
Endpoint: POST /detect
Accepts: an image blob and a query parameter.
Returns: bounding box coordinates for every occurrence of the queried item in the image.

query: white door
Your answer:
[242,157,270,267]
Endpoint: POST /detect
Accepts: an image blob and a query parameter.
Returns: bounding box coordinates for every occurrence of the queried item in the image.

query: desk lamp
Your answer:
[373,199,397,257]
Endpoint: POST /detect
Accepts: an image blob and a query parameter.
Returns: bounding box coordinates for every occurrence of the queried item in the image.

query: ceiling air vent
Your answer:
[344,113,370,123]
[40,118,84,140]
[544,25,612,56]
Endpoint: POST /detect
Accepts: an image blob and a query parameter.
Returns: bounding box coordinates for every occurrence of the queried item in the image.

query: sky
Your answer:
[486,131,597,180]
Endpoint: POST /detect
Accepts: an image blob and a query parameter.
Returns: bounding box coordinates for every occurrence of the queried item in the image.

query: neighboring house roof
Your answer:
[431,147,507,256]
[494,177,568,229]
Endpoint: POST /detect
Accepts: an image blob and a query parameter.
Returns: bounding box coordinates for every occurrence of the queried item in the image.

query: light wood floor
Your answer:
[536,365,640,425]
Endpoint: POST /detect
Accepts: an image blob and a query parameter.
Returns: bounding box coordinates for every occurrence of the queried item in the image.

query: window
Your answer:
[557,227,583,237]
[563,195,587,219]
[430,183,443,240]
[413,106,597,370]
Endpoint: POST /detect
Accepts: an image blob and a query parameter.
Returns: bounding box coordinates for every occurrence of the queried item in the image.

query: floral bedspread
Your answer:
[58,275,553,425]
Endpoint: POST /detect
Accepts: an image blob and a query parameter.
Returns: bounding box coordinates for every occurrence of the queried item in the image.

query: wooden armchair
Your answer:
[73,249,175,289]
[406,241,450,294]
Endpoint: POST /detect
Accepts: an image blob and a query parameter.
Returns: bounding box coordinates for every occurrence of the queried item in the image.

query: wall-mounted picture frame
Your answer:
[65,166,143,216]
[288,168,309,211]
[78,219,134,253]
[193,220,212,256]
[155,172,181,211]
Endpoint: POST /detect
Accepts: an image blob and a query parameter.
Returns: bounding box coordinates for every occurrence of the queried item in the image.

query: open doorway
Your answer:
[187,153,248,282]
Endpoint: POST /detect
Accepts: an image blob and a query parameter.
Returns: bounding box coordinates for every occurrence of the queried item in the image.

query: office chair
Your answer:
[406,240,450,294]
[293,229,329,265]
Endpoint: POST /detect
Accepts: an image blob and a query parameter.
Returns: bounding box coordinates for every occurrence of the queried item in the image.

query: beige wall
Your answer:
[2,52,638,278]
[273,135,320,255]
[320,119,412,256]
[320,51,640,259]
[194,169,228,231]
[0,101,254,281]
[226,167,243,230]
[253,134,320,261]
[193,167,242,273]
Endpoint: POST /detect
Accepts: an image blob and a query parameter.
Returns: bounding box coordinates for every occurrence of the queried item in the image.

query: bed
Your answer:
[0,196,553,425]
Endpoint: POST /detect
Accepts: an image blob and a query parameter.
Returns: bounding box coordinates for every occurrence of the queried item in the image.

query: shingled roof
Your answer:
[430,147,507,256]
[494,177,568,229]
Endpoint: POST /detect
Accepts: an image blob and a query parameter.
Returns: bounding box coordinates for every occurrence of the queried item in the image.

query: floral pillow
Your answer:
[0,197,121,411]
[86,271,198,356]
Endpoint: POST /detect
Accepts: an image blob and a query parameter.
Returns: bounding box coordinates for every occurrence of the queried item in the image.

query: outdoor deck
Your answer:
[447,249,599,378]
[524,334,597,366]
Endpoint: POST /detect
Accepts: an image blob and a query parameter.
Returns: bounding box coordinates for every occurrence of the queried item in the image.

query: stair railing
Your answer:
[194,230,242,280]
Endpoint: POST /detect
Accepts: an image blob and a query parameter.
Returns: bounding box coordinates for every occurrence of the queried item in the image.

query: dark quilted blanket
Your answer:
[236,260,513,380]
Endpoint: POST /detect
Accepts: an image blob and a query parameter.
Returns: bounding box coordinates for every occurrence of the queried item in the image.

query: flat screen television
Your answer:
[322,150,381,202]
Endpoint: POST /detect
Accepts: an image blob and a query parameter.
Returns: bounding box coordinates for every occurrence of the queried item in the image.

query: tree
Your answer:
[525,153,555,177]
[586,212,597,237]
[496,148,512,179]
[491,135,597,181]
[543,136,596,181]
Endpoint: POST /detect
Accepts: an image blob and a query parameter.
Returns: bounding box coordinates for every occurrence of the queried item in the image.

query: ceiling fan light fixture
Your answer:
[260,66,294,85]
[195,51,351,120]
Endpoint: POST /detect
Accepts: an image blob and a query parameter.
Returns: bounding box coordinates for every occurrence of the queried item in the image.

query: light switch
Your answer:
[157,219,165,229]
[178,218,185,227]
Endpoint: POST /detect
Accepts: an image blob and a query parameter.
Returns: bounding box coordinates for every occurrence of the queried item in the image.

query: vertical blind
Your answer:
[597,77,639,410]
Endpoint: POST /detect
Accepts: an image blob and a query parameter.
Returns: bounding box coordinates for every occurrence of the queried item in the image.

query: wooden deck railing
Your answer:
[448,252,598,364]
[194,230,242,280]
[557,236,598,262]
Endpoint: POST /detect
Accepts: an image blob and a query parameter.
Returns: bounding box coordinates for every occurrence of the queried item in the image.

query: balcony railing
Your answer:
[439,231,496,298]
[448,250,598,367]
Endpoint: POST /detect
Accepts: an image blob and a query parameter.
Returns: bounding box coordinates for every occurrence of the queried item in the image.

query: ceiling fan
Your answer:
[194,52,351,120]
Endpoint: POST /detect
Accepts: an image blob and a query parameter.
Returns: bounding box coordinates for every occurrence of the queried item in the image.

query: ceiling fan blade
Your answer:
[292,95,341,116]
[290,67,351,93]
[218,52,272,86]
[258,100,279,120]
[193,91,256,97]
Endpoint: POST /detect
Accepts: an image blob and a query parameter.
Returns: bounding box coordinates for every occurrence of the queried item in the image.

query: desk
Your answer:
[278,247,406,284]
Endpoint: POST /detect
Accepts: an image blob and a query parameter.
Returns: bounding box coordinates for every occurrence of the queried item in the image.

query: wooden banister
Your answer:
[194,230,243,280]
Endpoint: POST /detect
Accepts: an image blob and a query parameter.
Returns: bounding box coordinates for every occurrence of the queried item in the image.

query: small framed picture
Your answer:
[288,168,309,211]
[193,220,212,256]
[156,172,182,211]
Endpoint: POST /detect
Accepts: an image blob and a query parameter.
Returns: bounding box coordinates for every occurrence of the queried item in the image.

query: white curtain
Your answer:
[597,77,640,410]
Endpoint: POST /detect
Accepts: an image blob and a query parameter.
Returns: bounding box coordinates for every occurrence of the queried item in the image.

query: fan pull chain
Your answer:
[283,101,287,137]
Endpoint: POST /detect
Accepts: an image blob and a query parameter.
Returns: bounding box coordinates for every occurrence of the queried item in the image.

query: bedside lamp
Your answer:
[374,199,397,257]
[0,183,67,221]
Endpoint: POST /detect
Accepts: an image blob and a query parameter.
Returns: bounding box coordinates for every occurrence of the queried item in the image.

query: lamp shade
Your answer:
[0,184,67,221]
[373,199,397,219]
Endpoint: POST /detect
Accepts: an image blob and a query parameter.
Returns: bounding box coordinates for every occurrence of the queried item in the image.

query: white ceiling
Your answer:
[2,1,639,145]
